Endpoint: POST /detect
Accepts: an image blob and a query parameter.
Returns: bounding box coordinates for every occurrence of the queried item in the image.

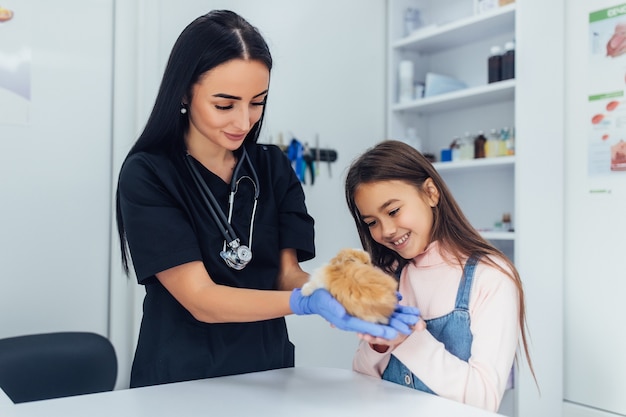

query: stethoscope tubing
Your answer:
[184,146,260,248]
[185,154,239,245]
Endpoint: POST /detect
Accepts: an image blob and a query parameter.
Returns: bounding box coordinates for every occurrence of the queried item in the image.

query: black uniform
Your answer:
[118,143,315,388]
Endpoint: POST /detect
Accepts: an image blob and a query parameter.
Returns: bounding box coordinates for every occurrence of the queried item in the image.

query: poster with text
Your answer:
[589,4,626,175]
[0,1,31,125]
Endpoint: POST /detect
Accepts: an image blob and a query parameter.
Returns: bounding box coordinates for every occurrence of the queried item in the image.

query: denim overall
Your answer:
[382,256,479,394]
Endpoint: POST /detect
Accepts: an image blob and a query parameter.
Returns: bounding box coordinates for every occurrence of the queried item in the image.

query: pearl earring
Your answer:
[180,104,187,114]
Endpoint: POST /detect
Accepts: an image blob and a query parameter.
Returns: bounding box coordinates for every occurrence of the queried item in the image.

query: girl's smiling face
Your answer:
[354,179,439,259]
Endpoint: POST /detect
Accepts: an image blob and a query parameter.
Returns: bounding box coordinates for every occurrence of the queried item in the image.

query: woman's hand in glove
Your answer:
[290,288,420,340]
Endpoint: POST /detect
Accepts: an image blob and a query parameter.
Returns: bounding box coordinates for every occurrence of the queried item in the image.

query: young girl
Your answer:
[344,140,534,412]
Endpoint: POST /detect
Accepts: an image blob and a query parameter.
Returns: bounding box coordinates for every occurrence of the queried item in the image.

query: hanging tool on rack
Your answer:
[302,142,315,185]
[287,137,306,183]
[283,133,337,184]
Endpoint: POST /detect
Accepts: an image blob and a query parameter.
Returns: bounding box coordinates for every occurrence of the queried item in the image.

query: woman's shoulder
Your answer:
[122,151,176,175]
[119,151,180,191]
[124,151,174,168]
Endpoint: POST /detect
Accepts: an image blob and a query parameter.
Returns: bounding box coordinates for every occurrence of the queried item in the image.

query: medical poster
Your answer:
[588,4,626,176]
[0,2,31,125]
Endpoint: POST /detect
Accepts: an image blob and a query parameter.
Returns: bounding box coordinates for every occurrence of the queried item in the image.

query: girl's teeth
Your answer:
[394,234,408,245]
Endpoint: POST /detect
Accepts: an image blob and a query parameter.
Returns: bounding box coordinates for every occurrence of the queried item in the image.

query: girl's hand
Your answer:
[358,318,427,353]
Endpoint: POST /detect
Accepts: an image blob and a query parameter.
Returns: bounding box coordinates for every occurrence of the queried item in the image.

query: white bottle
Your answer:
[403,8,424,37]
[461,132,474,160]
[404,127,422,152]
[398,60,414,103]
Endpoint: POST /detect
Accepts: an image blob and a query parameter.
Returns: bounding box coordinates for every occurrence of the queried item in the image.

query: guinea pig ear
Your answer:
[330,249,348,265]
[355,250,371,264]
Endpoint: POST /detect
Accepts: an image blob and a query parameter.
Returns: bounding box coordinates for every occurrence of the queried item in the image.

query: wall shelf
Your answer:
[391,79,515,114]
[433,155,515,173]
[480,231,516,241]
[392,4,516,53]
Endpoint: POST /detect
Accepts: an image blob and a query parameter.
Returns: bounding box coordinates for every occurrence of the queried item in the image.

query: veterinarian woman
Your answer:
[116,10,420,388]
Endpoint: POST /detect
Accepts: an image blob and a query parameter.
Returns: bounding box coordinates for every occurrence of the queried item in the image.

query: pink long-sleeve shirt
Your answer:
[352,241,520,412]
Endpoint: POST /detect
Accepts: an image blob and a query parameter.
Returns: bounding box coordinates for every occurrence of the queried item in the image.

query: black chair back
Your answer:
[0,332,117,403]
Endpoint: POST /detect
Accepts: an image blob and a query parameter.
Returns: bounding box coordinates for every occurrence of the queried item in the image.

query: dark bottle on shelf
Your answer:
[502,41,515,80]
[488,45,502,83]
[474,131,487,159]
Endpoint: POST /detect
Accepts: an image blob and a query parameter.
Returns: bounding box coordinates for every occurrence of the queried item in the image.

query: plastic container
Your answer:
[460,132,474,160]
[502,41,515,80]
[488,45,502,83]
[404,127,422,151]
[440,148,452,162]
[403,8,424,36]
[506,126,516,156]
[486,128,499,157]
[499,127,510,156]
[398,60,414,103]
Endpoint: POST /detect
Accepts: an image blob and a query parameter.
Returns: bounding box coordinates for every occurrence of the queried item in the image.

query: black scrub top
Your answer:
[118,142,315,388]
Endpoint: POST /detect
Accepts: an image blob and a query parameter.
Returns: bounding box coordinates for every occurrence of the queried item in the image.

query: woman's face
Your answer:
[354,179,439,259]
[186,59,269,152]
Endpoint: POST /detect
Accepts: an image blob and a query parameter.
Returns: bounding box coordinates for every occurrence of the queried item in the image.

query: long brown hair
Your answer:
[345,140,535,381]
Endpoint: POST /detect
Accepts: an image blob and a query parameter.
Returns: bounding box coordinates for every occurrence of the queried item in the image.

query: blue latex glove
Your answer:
[388,304,421,334]
[290,288,420,339]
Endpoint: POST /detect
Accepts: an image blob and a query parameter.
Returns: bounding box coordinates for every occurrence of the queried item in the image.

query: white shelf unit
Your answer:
[387,0,516,246]
[387,1,518,415]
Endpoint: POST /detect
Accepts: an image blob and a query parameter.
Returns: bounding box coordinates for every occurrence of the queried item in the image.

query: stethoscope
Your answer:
[184,147,259,270]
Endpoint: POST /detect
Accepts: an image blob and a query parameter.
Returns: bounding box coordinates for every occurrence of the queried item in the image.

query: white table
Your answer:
[0,367,503,416]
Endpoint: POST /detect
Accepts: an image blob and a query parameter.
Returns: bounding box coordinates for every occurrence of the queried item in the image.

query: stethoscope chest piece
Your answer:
[185,147,259,270]
[220,240,253,271]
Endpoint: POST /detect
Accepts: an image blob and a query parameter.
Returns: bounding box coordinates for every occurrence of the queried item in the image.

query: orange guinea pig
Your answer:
[0,7,14,22]
[301,248,398,324]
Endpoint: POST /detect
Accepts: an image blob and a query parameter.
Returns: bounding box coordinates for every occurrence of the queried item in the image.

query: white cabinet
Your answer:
[387,1,516,416]
[386,0,517,255]
[386,2,565,417]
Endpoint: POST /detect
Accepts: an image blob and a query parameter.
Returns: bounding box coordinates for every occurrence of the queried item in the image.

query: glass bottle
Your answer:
[461,132,474,160]
[486,128,499,158]
[506,126,516,156]
[474,131,487,159]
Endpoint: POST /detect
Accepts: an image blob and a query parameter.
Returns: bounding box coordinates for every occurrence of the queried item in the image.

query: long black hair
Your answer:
[116,10,272,274]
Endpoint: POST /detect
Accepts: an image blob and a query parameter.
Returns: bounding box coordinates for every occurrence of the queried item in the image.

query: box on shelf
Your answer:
[474,0,515,15]
[423,72,467,98]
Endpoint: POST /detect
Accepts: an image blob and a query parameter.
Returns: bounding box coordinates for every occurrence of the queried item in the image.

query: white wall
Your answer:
[515,1,565,416]
[564,2,626,416]
[108,0,387,387]
[0,0,112,339]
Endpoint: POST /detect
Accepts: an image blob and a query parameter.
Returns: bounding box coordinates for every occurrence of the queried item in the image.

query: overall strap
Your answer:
[454,255,480,310]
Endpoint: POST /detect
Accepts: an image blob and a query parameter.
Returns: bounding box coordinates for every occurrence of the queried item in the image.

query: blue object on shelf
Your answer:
[424,72,467,97]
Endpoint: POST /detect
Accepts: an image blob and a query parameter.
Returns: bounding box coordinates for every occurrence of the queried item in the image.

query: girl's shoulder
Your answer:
[472,255,518,295]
